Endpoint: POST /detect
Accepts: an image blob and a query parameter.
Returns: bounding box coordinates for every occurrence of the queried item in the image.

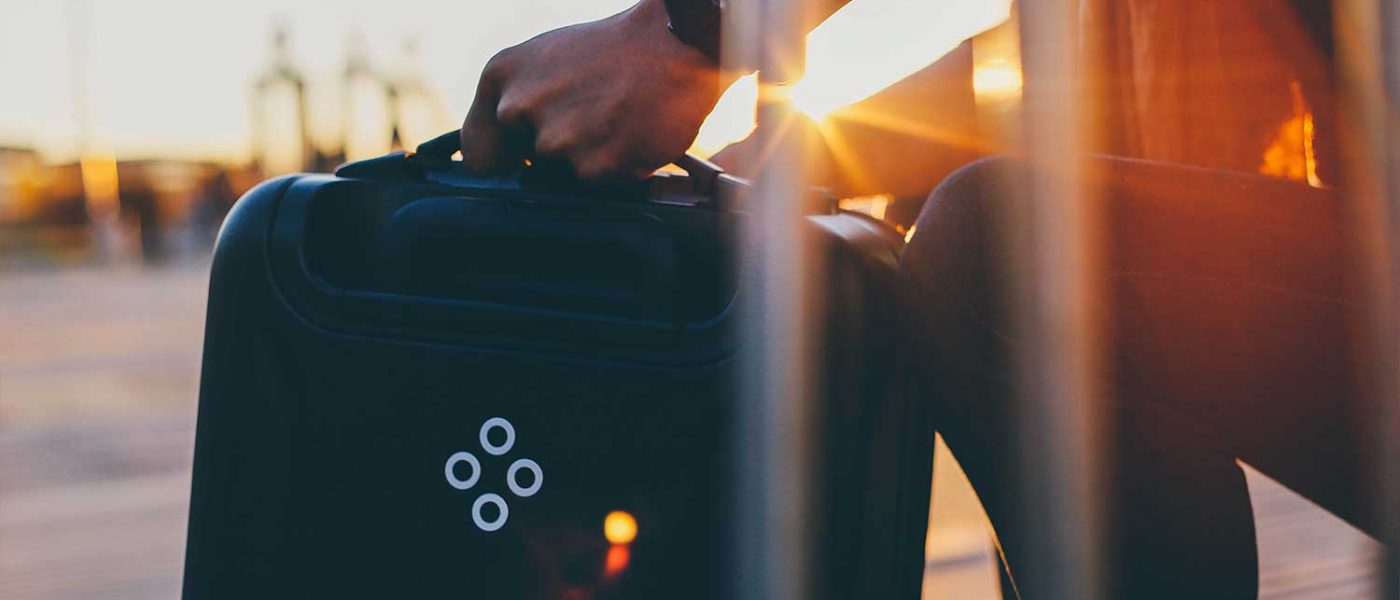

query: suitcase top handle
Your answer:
[411,130,728,196]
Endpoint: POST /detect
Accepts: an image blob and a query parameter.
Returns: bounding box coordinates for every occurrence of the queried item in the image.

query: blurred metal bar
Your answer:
[1010,0,1108,598]
[64,0,93,156]
[1334,0,1400,597]
[1378,0,1399,594]
[727,0,819,599]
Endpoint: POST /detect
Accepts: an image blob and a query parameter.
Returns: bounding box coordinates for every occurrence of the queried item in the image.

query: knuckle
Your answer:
[534,129,576,157]
[574,151,626,181]
[495,96,530,125]
[483,50,513,80]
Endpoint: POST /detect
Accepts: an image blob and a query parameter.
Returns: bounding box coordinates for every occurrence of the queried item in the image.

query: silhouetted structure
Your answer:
[251,27,313,175]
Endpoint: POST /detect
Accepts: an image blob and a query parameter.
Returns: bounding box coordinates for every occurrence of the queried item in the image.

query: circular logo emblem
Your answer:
[444,418,542,532]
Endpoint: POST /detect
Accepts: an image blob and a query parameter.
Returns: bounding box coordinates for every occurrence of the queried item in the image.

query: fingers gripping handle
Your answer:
[415,130,725,195]
[415,130,470,163]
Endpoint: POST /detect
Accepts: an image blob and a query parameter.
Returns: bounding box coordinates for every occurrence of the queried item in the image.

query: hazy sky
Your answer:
[0,0,1008,162]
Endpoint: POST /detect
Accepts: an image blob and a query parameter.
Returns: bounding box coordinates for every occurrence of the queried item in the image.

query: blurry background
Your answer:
[0,0,1014,268]
[0,0,1379,598]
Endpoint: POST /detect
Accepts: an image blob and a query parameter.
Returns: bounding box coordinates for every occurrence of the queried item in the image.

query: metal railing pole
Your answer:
[1377,0,1399,594]
[1010,0,1108,597]
[1334,0,1400,596]
[728,0,820,598]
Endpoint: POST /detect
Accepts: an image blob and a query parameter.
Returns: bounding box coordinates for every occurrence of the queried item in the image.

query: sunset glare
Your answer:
[790,0,1010,120]
[1,0,1009,165]
[695,0,1010,152]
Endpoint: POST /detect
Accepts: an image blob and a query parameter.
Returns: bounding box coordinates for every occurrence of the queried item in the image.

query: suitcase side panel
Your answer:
[184,173,929,599]
[184,175,739,599]
[807,213,932,600]
[184,176,305,598]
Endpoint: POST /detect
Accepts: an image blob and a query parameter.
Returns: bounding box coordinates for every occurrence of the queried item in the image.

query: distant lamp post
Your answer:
[341,33,395,162]
[251,26,312,175]
[387,38,451,152]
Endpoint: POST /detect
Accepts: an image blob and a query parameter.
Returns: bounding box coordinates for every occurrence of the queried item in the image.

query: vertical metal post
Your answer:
[728,0,819,598]
[1335,0,1400,596]
[1377,0,1399,594]
[1011,0,1107,598]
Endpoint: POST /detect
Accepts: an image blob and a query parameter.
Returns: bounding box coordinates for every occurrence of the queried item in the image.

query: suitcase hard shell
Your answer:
[182,133,934,599]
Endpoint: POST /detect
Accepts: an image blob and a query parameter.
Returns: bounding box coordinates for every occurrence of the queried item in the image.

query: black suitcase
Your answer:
[182,132,935,599]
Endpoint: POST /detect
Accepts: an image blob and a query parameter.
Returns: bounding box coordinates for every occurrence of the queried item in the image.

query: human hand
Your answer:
[460,0,732,180]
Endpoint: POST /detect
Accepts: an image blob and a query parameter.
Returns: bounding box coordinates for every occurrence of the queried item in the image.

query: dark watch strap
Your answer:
[662,0,724,64]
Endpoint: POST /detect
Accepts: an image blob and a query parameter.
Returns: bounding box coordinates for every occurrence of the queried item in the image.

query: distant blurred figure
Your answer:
[117,169,165,263]
[191,169,237,248]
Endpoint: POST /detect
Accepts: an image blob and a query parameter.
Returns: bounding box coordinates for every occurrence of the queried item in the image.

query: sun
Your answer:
[693,0,1012,150]
[789,0,1012,122]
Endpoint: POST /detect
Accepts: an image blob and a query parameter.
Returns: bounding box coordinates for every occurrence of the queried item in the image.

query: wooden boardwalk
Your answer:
[0,266,1382,599]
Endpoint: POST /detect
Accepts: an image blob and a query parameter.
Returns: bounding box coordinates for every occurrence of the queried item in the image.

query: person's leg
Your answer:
[897,156,1369,597]
[1097,157,1369,538]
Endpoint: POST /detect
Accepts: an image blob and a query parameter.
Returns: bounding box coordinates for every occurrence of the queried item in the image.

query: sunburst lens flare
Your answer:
[694,0,1012,152]
[789,0,1012,121]
[972,59,1024,100]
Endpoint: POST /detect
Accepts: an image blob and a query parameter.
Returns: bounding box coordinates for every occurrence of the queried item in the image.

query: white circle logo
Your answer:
[479,417,515,456]
[506,458,543,497]
[472,493,509,532]
[444,451,481,490]
[443,417,543,532]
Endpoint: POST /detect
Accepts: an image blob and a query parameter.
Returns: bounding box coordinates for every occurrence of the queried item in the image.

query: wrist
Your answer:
[624,0,711,65]
[657,0,723,65]
[627,0,744,89]
[630,0,672,24]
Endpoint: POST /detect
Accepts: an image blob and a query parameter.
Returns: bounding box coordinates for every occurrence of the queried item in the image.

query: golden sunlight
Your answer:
[1259,81,1323,188]
[972,58,1023,100]
[790,0,1011,120]
[839,194,893,220]
[691,0,1012,155]
[78,150,120,219]
[692,74,760,156]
